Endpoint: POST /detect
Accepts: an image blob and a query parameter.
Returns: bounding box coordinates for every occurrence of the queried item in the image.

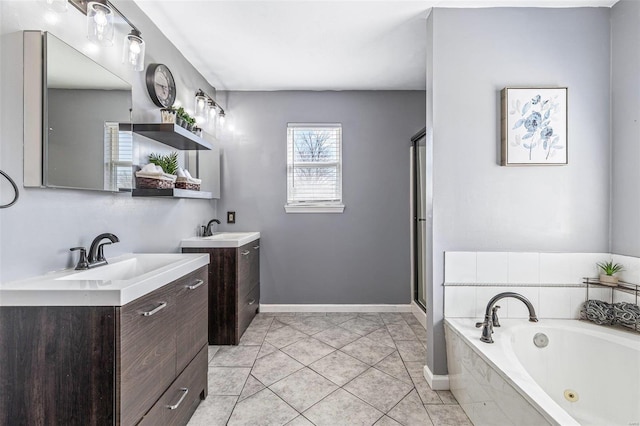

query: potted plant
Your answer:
[148,151,179,175]
[596,260,624,286]
[176,107,191,128]
[186,116,196,131]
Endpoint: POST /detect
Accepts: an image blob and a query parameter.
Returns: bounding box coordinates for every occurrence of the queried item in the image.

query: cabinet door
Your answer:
[238,284,260,341]
[238,240,259,296]
[175,266,208,374]
[139,346,207,426]
[119,284,176,426]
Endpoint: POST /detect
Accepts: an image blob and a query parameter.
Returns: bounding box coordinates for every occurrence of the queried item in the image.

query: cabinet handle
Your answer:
[241,250,250,256]
[187,279,204,290]
[141,302,167,317]
[166,388,189,410]
[253,245,260,250]
[248,299,256,306]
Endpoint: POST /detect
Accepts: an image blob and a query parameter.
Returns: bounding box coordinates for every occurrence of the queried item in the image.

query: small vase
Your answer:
[187,123,194,131]
[599,274,619,286]
[160,108,176,124]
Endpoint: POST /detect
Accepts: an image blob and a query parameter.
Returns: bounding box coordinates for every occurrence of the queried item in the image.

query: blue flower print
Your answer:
[524,112,542,132]
[531,95,541,105]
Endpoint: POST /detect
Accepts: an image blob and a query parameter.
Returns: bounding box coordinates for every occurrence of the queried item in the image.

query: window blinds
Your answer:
[287,123,342,204]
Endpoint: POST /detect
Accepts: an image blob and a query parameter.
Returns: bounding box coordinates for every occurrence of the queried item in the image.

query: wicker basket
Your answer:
[175,181,200,191]
[136,177,175,189]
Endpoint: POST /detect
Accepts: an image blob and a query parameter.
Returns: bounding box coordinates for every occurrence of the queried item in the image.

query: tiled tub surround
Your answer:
[445,318,640,426]
[187,312,472,426]
[444,251,640,320]
[444,251,640,426]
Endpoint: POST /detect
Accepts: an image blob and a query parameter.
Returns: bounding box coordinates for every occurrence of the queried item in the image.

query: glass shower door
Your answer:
[413,130,427,310]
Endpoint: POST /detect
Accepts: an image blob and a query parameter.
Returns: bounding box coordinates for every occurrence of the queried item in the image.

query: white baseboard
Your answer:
[411,301,427,329]
[424,365,450,390]
[259,304,412,313]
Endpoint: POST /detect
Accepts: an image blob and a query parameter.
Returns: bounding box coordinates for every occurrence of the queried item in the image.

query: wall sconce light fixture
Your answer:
[67,0,146,71]
[194,89,226,126]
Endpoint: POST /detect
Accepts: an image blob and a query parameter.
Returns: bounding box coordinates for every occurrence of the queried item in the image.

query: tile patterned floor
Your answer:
[187,312,472,426]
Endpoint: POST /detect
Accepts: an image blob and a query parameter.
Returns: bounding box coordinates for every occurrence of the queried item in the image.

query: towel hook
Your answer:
[0,169,19,209]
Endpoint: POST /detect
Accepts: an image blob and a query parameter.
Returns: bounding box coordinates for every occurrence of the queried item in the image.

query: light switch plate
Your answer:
[227,211,235,224]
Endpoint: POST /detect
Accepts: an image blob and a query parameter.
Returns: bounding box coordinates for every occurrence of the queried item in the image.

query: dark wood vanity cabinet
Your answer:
[0,266,208,426]
[183,239,260,345]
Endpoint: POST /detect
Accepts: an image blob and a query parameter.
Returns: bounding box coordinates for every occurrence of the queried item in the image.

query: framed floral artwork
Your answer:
[501,87,568,166]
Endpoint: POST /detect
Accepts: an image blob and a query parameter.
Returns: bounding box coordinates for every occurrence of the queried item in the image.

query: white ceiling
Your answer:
[134,0,618,91]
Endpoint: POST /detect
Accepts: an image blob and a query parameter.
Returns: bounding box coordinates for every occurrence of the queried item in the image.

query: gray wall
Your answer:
[215,91,425,304]
[0,1,217,282]
[611,0,640,257]
[427,7,611,374]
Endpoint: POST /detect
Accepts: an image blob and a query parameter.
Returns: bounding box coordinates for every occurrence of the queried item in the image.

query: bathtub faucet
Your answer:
[475,292,538,343]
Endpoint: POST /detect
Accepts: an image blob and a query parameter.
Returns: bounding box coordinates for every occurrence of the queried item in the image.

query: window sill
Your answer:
[284,204,345,214]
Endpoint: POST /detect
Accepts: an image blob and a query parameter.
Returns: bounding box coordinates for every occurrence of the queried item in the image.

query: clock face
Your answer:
[145,64,176,108]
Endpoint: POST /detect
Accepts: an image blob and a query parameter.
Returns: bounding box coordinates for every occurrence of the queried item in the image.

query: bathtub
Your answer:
[445,318,640,426]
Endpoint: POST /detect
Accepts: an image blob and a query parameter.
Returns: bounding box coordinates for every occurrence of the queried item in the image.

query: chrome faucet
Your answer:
[88,233,120,268]
[475,292,538,343]
[203,219,220,237]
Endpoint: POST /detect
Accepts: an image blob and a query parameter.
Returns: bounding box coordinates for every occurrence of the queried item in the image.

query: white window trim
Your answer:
[284,203,345,214]
[285,122,344,214]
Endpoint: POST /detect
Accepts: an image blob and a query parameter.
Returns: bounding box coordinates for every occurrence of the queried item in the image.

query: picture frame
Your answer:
[501,87,568,166]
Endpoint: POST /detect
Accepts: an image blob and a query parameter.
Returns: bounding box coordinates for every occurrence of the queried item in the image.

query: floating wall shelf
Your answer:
[120,123,213,150]
[132,188,213,200]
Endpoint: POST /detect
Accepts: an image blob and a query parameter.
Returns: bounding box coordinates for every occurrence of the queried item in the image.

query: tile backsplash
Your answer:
[444,251,640,320]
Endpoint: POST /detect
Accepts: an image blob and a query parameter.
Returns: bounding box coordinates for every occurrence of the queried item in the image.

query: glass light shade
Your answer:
[219,111,226,127]
[122,30,145,71]
[87,1,114,46]
[194,92,208,120]
[46,0,68,13]
[207,101,217,120]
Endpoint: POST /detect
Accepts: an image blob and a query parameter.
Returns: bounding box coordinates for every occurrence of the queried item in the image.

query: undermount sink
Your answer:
[181,231,260,248]
[58,254,188,281]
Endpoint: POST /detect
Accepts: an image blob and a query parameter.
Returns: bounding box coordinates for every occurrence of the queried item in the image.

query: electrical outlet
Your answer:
[227,211,236,224]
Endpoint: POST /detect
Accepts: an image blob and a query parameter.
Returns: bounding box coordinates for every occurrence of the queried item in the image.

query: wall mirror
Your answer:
[43,32,133,192]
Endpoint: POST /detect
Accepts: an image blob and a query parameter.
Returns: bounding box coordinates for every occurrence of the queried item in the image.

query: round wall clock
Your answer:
[145,63,176,108]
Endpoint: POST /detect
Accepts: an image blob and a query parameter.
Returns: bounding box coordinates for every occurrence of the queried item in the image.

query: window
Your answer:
[104,122,133,191]
[285,123,344,213]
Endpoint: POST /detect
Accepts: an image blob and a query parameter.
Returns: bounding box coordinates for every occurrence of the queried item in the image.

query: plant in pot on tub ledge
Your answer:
[597,260,624,286]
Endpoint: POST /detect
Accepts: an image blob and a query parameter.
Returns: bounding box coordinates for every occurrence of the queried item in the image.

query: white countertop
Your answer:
[181,231,260,248]
[0,253,209,307]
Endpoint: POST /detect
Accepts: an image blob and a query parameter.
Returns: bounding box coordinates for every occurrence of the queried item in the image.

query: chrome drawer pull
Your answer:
[167,388,189,410]
[241,250,250,256]
[141,302,167,317]
[253,245,260,250]
[248,299,256,306]
[187,279,204,290]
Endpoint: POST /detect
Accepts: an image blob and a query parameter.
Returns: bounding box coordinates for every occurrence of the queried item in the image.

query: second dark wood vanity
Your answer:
[183,239,260,345]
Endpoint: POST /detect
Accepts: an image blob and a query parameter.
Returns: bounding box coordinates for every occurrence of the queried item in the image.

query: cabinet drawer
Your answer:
[119,284,176,426]
[238,283,260,339]
[139,345,208,426]
[238,240,260,295]
[175,266,208,373]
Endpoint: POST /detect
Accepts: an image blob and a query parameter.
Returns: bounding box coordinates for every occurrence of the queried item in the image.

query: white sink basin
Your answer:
[58,254,188,281]
[181,231,260,248]
[0,253,209,307]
